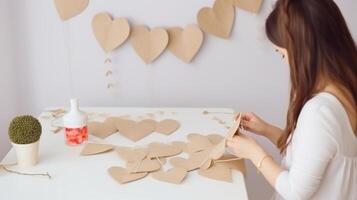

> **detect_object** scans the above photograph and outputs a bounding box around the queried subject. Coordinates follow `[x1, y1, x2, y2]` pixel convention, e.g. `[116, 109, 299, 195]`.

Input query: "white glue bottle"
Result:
[63, 98, 88, 145]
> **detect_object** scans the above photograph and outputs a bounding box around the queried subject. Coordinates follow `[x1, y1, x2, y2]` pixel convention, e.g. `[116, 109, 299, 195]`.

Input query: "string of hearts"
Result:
[54, 0, 264, 64]
[79, 114, 244, 184]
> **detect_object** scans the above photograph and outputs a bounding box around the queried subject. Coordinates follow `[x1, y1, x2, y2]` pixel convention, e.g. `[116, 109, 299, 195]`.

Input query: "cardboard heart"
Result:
[207, 134, 224, 145]
[130, 26, 169, 64]
[80, 143, 114, 156]
[227, 113, 242, 138]
[171, 141, 189, 153]
[126, 158, 161, 173]
[198, 164, 232, 182]
[116, 146, 148, 163]
[208, 139, 226, 160]
[187, 133, 213, 153]
[156, 119, 180, 135]
[116, 119, 157, 142]
[151, 167, 188, 184]
[54, 0, 89, 21]
[147, 142, 182, 158]
[108, 166, 148, 184]
[233, 0, 263, 13]
[92, 12, 130, 53]
[197, 0, 235, 39]
[167, 25, 204, 63]
[170, 149, 211, 171]
[88, 118, 118, 139]
[215, 155, 246, 175]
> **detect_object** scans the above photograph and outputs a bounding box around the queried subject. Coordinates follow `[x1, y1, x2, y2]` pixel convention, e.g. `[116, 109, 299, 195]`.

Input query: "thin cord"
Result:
[0, 163, 51, 179]
[62, 22, 74, 98]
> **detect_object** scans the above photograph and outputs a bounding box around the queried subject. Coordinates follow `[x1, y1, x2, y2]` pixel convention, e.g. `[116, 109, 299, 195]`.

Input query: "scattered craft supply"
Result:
[156, 119, 181, 135]
[126, 158, 161, 173]
[116, 119, 157, 142]
[92, 12, 130, 53]
[54, 0, 89, 21]
[197, 0, 235, 39]
[0, 163, 51, 179]
[232, 0, 263, 13]
[171, 141, 189, 153]
[186, 133, 213, 153]
[167, 25, 204, 63]
[130, 26, 169, 64]
[147, 142, 182, 158]
[108, 166, 148, 184]
[227, 113, 242, 138]
[151, 167, 188, 184]
[198, 164, 232, 182]
[207, 134, 224, 145]
[116, 146, 148, 163]
[88, 118, 118, 139]
[80, 143, 114, 156]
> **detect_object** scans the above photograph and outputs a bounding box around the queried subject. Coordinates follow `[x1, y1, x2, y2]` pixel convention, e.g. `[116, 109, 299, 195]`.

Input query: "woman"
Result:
[227, 0, 356, 199]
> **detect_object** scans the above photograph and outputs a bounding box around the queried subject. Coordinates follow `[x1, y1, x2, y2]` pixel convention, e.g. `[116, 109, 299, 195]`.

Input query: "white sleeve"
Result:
[275, 104, 338, 200]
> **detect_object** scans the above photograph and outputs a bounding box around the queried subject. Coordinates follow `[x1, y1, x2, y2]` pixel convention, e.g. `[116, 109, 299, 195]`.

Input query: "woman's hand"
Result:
[235, 112, 269, 136]
[226, 134, 266, 164]
[235, 112, 284, 145]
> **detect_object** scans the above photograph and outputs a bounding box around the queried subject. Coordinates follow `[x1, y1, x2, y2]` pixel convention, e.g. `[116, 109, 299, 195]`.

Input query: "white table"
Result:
[1, 107, 248, 200]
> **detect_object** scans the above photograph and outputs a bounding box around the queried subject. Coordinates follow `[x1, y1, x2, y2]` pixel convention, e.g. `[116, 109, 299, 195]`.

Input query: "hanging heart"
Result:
[197, 0, 235, 39]
[92, 12, 130, 53]
[54, 0, 89, 21]
[130, 26, 169, 64]
[167, 25, 204, 63]
[232, 0, 263, 13]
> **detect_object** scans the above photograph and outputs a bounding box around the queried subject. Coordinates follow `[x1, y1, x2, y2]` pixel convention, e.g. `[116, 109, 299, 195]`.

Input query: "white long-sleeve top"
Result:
[274, 92, 357, 200]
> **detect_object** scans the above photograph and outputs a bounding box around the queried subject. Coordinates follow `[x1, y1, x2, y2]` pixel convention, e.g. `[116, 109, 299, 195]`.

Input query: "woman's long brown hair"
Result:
[265, 0, 357, 154]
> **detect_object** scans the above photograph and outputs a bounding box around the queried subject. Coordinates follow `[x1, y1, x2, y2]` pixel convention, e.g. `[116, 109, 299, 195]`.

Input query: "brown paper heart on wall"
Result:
[115, 119, 157, 142]
[130, 26, 169, 64]
[108, 166, 148, 184]
[167, 25, 204, 63]
[197, 0, 235, 39]
[233, 0, 263, 13]
[151, 167, 188, 184]
[92, 12, 130, 53]
[80, 143, 114, 156]
[156, 119, 180, 135]
[54, 0, 89, 21]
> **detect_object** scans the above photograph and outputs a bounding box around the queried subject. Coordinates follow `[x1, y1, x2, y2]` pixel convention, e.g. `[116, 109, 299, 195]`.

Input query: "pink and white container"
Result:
[63, 99, 88, 145]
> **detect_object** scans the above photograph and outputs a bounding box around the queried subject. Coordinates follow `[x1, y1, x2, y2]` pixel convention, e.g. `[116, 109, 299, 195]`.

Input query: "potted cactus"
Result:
[8, 115, 42, 168]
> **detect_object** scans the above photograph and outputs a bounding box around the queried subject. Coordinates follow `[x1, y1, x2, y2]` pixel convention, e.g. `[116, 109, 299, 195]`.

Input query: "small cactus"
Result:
[8, 115, 42, 144]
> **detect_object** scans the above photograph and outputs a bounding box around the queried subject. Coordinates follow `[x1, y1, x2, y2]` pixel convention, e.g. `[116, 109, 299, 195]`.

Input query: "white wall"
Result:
[1, 0, 356, 199]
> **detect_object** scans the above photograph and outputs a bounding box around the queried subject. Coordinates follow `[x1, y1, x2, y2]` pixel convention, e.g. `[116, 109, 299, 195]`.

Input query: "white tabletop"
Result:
[1, 107, 248, 200]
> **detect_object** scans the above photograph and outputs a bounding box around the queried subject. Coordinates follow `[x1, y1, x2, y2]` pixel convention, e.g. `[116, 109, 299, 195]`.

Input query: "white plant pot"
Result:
[12, 140, 39, 168]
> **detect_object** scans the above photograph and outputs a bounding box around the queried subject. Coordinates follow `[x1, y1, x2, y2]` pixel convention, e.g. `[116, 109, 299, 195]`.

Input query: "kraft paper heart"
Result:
[116, 119, 157, 142]
[198, 164, 232, 182]
[156, 119, 180, 135]
[108, 167, 148, 184]
[116, 146, 148, 163]
[215, 155, 246, 175]
[207, 134, 224, 145]
[171, 141, 189, 153]
[80, 143, 114, 156]
[227, 113, 242, 138]
[92, 12, 130, 53]
[167, 25, 204, 63]
[151, 167, 188, 184]
[126, 158, 161, 173]
[170, 149, 211, 171]
[88, 118, 118, 139]
[130, 26, 169, 64]
[187, 133, 213, 153]
[197, 0, 235, 39]
[233, 0, 263, 13]
[54, 0, 89, 21]
[208, 139, 226, 160]
[147, 142, 182, 158]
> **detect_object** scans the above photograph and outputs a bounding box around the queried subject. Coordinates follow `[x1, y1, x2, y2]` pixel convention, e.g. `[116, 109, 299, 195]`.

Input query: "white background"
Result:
[0, 0, 356, 199]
